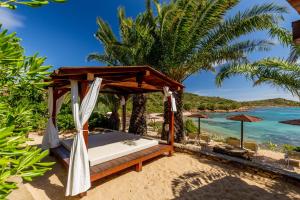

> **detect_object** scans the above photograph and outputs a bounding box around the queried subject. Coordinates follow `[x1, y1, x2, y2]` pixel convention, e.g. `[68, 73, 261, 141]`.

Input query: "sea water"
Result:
[198, 107, 300, 146]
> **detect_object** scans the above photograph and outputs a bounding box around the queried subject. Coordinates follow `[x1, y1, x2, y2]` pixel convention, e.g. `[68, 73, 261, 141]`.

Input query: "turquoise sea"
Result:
[198, 107, 300, 146]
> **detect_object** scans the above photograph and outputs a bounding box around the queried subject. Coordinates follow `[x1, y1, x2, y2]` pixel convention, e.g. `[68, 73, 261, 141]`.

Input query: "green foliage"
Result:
[89, 0, 288, 85]
[88, 112, 110, 130]
[266, 141, 277, 151]
[0, 25, 53, 198]
[142, 92, 299, 113]
[216, 57, 300, 98]
[282, 144, 300, 152]
[0, 0, 66, 9]
[183, 103, 192, 111]
[148, 121, 162, 132]
[294, 147, 300, 152]
[283, 144, 295, 153]
[184, 119, 197, 134]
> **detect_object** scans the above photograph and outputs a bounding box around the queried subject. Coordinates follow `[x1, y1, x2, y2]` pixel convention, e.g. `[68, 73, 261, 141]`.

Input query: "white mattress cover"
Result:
[61, 131, 158, 166]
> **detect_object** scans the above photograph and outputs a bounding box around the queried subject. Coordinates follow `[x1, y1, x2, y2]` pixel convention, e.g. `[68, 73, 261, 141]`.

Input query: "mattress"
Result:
[61, 131, 159, 166]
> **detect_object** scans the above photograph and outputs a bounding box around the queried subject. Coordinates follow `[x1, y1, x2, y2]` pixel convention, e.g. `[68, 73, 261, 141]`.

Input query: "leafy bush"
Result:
[183, 103, 192, 111]
[148, 121, 162, 132]
[266, 141, 277, 151]
[89, 112, 111, 130]
[184, 119, 197, 134]
[282, 144, 295, 152]
[198, 104, 207, 110]
[0, 25, 54, 198]
[294, 147, 300, 152]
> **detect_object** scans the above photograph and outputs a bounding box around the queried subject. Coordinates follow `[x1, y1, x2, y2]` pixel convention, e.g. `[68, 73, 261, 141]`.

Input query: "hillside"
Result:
[140, 93, 300, 113]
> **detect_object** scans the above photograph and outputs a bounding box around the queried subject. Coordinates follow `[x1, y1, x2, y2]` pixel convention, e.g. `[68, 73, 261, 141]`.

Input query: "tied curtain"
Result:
[163, 86, 177, 112]
[66, 77, 102, 196]
[42, 87, 65, 149]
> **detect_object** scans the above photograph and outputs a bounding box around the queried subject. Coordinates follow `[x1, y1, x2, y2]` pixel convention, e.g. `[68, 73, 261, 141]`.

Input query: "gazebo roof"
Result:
[48, 66, 184, 94]
[288, 0, 300, 14]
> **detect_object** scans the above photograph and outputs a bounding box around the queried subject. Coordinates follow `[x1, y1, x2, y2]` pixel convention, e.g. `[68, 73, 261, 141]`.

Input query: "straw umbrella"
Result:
[227, 114, 262, 149]
[187, 113, 208, 138]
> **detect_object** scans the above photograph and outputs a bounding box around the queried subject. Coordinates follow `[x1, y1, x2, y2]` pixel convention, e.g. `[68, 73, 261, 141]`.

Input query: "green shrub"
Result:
[183, 103, 192, 111]
[266, 141, 277, 151]
[282, 144, 295, 152]
[148, 121, 162, 132]
[294, 146, 300, 152]
[89, 112, 111, 130]
[184, 119, 197, 134]
[207, 103, 216, 111]
[197, 104, 207, 110]
[57, 114, 74, 130]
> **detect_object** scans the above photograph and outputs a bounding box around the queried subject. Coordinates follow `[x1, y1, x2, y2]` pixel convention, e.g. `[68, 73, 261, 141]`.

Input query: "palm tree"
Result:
[216, 32, 300, 99]
[89, 0, 288, 142]
[149, 0, 288, 142]
[97, 94, 121, 130]
[88, 2, 156, 135]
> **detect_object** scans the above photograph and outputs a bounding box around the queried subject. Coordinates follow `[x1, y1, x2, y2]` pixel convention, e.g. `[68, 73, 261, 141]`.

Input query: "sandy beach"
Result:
[7, 132, 300, 200]
[13, 152, 299, 200]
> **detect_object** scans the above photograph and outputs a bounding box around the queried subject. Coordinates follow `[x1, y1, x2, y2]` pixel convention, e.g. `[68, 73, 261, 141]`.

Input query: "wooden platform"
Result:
[50, 144, 173, 182]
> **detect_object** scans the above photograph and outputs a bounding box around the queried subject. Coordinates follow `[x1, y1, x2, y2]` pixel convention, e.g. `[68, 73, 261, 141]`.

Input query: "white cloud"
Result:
[0, 9, 24, 30]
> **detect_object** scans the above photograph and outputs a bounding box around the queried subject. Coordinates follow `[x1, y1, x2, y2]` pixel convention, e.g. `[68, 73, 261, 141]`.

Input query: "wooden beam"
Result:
[104, 81, 160, 91]
[80, 81, 89, 148]
[288, 0, 300, 14]
[87, 73, 94, 81]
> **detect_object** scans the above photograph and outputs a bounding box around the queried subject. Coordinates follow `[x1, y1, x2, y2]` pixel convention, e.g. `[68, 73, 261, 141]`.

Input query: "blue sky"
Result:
[0, 0, 299, 101]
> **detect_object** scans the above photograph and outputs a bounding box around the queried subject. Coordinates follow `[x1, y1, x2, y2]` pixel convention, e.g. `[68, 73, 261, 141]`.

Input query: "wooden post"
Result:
[122, 101, 126, 132]
[135, 162, 142, 172]
[198, 117, 201, 138]
[241, 121, 244, 149]
[80, 81, 90, 148]
[52, 89, 58, 127]
[168, 96, 174, 155]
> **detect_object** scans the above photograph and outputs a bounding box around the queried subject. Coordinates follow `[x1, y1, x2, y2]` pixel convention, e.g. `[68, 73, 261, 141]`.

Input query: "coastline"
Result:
[197, 105, 300, 113]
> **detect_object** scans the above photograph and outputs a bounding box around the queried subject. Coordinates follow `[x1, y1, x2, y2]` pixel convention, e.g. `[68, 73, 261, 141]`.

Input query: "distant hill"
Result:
[137, 92, 300, 113]
[242, 98, 300, 107]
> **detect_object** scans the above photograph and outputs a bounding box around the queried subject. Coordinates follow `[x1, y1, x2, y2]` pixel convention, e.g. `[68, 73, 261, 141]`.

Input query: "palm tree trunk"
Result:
[161, 90, 184, 143]
[129, 94, 147, 135]
[108, 110, 120, 130]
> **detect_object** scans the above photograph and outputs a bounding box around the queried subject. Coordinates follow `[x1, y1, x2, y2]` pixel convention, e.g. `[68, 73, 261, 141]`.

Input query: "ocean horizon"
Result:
[197, 107, 300, 146]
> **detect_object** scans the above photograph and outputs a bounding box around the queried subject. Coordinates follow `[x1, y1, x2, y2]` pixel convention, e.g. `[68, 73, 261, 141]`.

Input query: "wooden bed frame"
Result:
[47, 66, 184, 196]
[51, 143, 173, 182]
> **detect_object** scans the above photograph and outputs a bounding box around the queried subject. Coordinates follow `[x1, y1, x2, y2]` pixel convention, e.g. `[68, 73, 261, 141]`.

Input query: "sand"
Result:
[13, 152, 299, 200]
[9, 131, 299, 200]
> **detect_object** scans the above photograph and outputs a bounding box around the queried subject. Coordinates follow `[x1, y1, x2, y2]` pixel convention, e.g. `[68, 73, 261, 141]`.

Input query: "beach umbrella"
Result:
[187, 113, 208, 138]
[279, 119, 300, 126]
[227, 114, 262, 149]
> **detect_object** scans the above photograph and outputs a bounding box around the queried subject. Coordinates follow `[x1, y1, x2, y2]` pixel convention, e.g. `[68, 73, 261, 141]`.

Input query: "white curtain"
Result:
[66, 77, 102, 196]
[42, 87, 65, 149]
[163, 86, 177, 112]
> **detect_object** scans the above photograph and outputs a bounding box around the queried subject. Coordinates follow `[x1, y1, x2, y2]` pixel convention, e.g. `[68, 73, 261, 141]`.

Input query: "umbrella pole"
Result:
[241, 121, 244, 149]
[198, 117, 200, 138]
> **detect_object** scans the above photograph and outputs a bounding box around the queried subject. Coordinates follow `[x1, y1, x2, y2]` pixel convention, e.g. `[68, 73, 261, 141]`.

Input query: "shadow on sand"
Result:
[171, 154, 300, 200]
[28, 154, 165, 200]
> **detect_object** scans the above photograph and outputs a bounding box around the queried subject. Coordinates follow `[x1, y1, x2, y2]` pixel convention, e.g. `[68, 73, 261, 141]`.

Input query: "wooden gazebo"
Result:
[46, 66, 184, 195]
